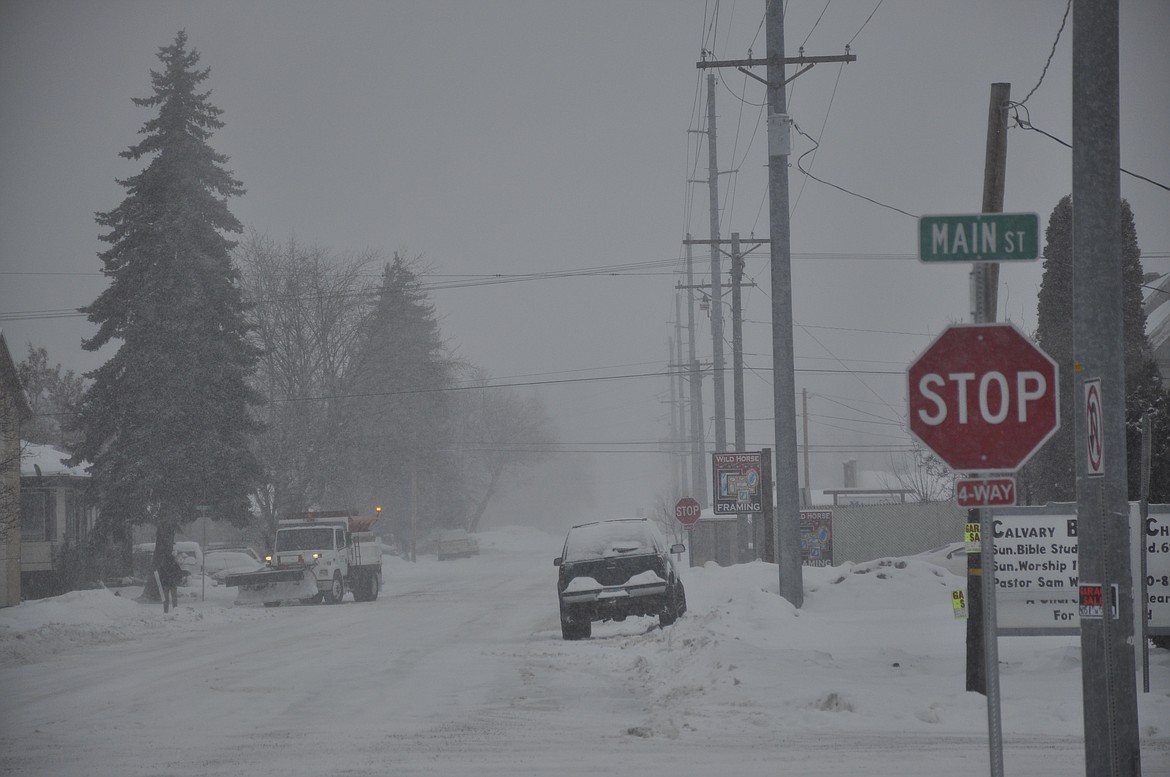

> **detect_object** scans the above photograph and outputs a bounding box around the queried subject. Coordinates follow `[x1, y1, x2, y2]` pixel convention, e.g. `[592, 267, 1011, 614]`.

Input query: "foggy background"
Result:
[2, 1, 1167, 532]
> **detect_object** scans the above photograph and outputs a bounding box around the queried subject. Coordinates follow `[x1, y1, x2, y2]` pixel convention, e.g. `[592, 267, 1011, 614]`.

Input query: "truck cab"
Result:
[271, 521, 350, 603]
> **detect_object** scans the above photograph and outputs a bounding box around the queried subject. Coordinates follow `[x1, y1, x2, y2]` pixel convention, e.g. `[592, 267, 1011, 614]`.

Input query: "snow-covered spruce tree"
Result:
[69, 31, 261, 594]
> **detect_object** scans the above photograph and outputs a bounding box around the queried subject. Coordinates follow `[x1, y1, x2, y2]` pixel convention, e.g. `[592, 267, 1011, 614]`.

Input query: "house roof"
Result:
[20, 442, 89, 479]
[1145, 273, 1170, 346]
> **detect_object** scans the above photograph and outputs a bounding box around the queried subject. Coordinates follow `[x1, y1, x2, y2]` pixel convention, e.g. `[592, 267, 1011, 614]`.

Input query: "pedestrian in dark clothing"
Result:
[157, 552, 183, 613]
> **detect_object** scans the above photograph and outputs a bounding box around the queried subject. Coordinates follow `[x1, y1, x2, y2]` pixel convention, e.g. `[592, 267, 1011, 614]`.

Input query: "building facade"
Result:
[1, 331, 30, 607]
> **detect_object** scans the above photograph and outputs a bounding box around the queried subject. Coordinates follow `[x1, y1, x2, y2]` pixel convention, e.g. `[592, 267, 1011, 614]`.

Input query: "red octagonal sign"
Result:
[674, 496, 702, 527]
[908, 323, 1059, 473]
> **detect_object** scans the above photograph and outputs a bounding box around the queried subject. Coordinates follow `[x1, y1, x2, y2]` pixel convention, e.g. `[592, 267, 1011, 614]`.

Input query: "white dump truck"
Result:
[225, 510, 382, 606]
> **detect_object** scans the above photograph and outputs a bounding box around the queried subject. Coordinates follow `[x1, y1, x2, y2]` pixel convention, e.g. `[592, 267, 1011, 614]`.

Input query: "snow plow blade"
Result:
[224, 568, 307, 587]
[225, 567, 319, 606]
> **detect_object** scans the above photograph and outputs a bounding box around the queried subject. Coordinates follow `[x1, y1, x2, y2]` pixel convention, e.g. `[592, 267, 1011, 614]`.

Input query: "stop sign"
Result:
[674, 496, 701, 527]
[907, 323, 1059, 472]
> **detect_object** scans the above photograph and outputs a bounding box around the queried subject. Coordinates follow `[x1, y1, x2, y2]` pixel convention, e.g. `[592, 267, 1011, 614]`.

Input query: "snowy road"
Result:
[2, 527, 1168, 776]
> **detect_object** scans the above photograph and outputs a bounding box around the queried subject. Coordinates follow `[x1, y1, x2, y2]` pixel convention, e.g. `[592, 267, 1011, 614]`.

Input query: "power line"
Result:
[846, 0, 885, 47]
[791, 61, 847, 216]
[1011, 105, 1170, 193]
[792, 121, 918, 218]
[799, 0, 833, 51]
[1014, 0, 1071, 109]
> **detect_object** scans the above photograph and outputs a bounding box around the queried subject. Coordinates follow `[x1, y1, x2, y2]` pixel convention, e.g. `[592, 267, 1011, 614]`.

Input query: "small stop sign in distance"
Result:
[674, 497, 701, 527]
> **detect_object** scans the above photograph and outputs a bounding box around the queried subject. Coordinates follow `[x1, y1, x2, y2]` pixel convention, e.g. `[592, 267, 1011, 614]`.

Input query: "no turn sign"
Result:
[1084, 378, 1104, 477]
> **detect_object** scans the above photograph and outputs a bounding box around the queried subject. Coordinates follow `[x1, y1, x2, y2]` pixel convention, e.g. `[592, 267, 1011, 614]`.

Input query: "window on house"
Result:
[65, 490, 86, 543]
[21, 489, 53, 541]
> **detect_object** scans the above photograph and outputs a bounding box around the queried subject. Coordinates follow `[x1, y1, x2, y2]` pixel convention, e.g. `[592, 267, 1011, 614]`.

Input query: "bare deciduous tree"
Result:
[236, 231, 380, 541]
[16, 344, 85, 449]
[882, 443, 953, 503]
[0, 435, 24, 550]
[453, 367, 557, 533]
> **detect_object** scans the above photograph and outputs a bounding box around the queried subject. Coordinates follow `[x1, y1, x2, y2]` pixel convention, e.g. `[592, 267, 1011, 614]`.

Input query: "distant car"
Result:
[436, 529, 479, 560]
[172, 542, 203, 581]
[207, 543, 262, 560]
[553, 518, 687, 640]
[202, 548, 265, 584]
[132, 541, 203, 585]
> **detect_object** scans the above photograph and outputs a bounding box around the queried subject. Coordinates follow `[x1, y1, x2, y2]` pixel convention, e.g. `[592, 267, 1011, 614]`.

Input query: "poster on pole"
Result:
[800, 510, 833, 566]
[712, 452, 763, 515]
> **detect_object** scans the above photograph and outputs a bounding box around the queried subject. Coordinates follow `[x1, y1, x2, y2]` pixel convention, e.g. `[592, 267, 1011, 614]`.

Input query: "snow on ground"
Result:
[2, 525, 1169, 776]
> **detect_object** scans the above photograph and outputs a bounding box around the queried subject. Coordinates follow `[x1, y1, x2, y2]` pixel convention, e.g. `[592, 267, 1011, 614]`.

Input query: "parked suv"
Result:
[554, 518, 687, 640]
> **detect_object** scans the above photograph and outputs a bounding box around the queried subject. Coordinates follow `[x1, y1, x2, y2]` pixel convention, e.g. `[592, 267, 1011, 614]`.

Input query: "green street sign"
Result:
[918, 213, 1039, 263]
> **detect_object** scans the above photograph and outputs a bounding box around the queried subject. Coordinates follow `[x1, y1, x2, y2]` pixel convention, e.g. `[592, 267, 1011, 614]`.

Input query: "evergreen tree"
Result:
[69, 32, 261, 580]
[342, 256, 460, 534]
[1024, 195, 1162, 503]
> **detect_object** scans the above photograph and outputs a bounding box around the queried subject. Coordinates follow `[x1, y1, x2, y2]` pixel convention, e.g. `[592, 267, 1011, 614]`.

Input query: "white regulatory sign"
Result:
[1084, 378, 1104, 477]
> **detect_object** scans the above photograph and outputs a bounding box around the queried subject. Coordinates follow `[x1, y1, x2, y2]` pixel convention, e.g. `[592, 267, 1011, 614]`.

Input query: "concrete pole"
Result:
[1072, 2, 1140, 774]
[765, 0, 803, 608]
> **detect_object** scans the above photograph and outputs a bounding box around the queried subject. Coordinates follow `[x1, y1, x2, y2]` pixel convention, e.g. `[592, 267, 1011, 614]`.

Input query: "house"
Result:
[19, 442, 96, 599]
[1, 330, 30, 607]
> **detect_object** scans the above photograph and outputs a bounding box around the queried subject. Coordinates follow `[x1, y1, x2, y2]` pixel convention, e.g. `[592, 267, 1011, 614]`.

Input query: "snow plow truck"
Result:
[225, 510, 382, 606]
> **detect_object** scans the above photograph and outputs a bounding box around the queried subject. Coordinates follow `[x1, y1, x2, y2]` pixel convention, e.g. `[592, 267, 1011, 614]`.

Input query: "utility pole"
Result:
[764, 2, 803, 607]
[674, 293, 690, 498]
[966, 83, 1011, 702]
[706, 73, 728, 455]
[668, 336, 681, 499]
[731, 233, 746, 454]
[731, 232, 749, 560]
[1072, 2, 1140, 774]
[801, 388, 810, 504]
[697, 3, 853, 600]
[966, 80, 1011, 777]
[685, 235, 707, 507]
[683, 234, 762, 521]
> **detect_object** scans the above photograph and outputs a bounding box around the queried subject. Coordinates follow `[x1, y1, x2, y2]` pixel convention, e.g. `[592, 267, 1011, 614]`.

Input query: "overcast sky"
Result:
[2, 1, 1167, 521]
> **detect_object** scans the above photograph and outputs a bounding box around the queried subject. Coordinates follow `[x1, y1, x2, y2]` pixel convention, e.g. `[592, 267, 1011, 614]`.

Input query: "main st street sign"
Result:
[918, 213, 1039, 263]
[907, 323, 1059, 473]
